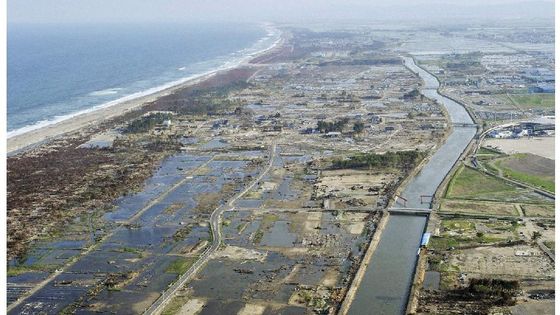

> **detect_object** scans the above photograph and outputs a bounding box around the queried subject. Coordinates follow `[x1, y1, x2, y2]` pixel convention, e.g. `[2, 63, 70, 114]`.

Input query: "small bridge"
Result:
[452, 123, 478, 128]
[387, 207, 432, 215]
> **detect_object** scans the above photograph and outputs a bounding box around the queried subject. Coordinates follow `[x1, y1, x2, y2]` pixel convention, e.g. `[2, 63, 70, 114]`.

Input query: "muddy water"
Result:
[188, 210, 371, 313]
[348, 57, 477, 314]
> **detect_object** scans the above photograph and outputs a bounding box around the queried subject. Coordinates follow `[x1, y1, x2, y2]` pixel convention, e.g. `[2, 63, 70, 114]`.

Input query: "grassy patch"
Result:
[253, 230, 264, 245]
[544, 241, 555, 254]
[483, 153, 555, 192]
[483, 220, 520, 233]
[438, 217, 517, 247]
[236, 222, 249, 233]
[161, 294, 192, 315]
[446, 166, 517, 200]
[252, 214, 279, 245]
[7, 264, 57, 277]
[165, 257, 198, 274]
[244, 191, 262, 199]
[498, 162, 555, 192]
[478, 147, 503, 156]
[477, 147, 504, 161]
[172, 225, 192, 242]
[430, 234, 507, 251]
[478, 234, 506, 243]
[508, 93, 555, 109]
[163, 203, 183, 215]
[112, 246, 145, 258]
[429, 235, 477, 251]
[442, 220, 476, 232]
[521, 204, 555, 217]
[481, 161, 501, 174]
[262, 214, 279, 225]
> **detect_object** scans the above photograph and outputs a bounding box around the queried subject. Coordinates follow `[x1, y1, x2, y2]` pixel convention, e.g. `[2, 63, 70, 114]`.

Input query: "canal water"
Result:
[347, 57, 477, 314]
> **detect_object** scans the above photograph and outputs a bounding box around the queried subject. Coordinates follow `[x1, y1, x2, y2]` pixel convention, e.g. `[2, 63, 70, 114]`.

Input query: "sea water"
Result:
[7, 22, 278, 136]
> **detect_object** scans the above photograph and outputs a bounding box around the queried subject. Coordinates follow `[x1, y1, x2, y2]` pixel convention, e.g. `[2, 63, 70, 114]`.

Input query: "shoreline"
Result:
[7, 25, 284, 154]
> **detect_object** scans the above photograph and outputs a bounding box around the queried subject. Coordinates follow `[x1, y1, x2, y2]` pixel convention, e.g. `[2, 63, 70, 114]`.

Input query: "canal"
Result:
[347, 57, 477, 314]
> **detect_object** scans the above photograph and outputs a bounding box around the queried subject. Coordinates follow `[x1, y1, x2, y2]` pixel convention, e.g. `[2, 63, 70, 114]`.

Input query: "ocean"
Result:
[7, 22, 278, 136]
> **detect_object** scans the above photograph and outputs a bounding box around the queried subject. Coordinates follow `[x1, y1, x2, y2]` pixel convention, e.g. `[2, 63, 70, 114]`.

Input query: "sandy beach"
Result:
[7, 28, 284, 154]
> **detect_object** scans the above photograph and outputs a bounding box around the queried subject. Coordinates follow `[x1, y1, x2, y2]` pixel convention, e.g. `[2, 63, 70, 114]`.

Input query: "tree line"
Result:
[316, 118, 350, 133]
[331, 150, 426, 170]
[124, 112, 172, 134]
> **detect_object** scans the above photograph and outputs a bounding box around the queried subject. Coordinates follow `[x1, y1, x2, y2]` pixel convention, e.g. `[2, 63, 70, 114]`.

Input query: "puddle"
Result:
[261, 221, 297, 247]
[201, 138, 229, 150]
[423, 271, 441, 290]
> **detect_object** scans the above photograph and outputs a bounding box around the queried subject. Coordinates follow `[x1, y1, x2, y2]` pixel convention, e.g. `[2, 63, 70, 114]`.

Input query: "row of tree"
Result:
[316, 118, 366, 134]
[331, 150, 426, 170]
[316, 118, 349, 133]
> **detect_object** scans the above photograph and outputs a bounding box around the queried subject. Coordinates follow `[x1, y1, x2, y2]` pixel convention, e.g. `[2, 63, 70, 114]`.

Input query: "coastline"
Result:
[7, 25, 284, 154]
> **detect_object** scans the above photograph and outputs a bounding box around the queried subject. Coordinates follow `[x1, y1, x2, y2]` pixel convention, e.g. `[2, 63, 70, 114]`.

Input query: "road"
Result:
[144, 143, 277, 315]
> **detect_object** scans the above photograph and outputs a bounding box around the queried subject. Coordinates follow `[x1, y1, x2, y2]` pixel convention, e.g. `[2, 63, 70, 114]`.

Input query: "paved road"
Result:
[144, 143, 277, 315]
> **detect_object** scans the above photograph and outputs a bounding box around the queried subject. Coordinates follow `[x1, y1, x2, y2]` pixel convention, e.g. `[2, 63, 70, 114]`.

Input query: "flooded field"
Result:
[162, 209, 381, 314]
[235, 146, 316, 210]
[8, 149, 265, 314]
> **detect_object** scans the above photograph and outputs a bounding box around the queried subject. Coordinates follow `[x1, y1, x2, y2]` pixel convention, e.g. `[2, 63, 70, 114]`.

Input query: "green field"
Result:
[477, 147, 504, 160]
[445, 165, 553, 203]
[501, 165, 554, 192]
[507, 93, 555, 109]
[446, 166, 517, 200]
[165, 256, 198, 274]
[486, 154, 555, 192]
[495, 162, 554, 192]
[431, 218, 518, 252]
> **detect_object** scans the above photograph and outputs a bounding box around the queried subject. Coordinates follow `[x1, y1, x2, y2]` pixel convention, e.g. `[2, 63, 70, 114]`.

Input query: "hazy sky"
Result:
[8, 0, 555, 24]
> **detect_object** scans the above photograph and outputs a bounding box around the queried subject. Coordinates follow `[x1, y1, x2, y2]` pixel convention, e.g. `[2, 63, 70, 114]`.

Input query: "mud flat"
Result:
[483, 137, 555, 160]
